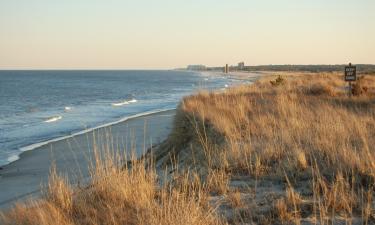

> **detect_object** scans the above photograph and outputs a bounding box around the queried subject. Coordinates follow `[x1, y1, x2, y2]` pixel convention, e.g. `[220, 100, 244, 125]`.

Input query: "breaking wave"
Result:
[44, 116, 62, 123]
[112, 99, 137, 107]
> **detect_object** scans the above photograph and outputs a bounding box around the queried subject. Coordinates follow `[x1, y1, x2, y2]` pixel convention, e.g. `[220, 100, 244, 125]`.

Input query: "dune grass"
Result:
[176, 72, 375, 224]
[182, 73, 375, 176]
[1, 72, 375, 225]
[0, 148, 223, 225]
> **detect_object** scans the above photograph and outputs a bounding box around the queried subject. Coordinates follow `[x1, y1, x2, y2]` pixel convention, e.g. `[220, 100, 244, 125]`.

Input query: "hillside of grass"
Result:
[1, 73, 375, 225]
[155, 72, 375, 224]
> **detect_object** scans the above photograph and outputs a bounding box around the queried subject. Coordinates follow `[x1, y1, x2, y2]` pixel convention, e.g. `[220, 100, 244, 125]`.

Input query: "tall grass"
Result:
[0, 147, 223, 225]
[175, 73, 375, 223]
[2, 73, 375, 224]
[181, 74, 375, 176]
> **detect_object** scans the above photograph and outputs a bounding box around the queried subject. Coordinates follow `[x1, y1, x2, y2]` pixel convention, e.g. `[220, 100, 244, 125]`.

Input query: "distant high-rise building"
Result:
[238, 62, 245, 70]
[224, 64, 229, 73]
[187, 65, 206, 71]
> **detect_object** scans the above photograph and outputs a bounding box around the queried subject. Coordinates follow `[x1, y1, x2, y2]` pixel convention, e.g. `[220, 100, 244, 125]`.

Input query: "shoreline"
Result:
[0, 70, 256, 168]
[1, 108, 175, 168]
[0, 71, 262, 209]
[0, 109, 176, 209]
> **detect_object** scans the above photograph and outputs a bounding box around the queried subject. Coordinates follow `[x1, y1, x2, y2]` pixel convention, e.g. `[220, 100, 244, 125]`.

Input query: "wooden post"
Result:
[349, 63, 352, 98]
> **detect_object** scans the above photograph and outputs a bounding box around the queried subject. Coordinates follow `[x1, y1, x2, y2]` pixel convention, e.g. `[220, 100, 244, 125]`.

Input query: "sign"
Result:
[345, 64, 356, 81]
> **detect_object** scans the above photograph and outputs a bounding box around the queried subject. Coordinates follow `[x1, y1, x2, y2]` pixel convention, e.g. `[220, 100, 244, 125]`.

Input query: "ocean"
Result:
[0, 70, 237, 166]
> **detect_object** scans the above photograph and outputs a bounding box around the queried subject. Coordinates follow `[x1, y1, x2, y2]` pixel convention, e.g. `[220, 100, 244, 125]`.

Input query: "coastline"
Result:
[0, 109, 176, 209]
[0, 71, 261, 210]
[0, 69, 211, 168]
[3, 108, 175, 167]
[0, 70, 253, 168]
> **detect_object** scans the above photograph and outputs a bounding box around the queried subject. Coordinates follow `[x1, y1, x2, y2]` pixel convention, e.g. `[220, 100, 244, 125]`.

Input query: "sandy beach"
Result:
[0, 110, 175, 209]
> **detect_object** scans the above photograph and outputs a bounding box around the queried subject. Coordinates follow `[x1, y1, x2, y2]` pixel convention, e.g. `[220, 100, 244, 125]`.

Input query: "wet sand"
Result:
[0, 110, 175, 209]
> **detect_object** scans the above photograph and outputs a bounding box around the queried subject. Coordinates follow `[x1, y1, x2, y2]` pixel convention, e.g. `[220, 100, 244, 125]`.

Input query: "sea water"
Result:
[0, 70, 238, 166]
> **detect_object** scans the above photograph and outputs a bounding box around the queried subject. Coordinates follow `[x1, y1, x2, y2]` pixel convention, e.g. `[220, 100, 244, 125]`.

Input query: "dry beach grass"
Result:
[0, 149, 223, 225]
[159, 72, 375, 224]
[1, 72, 375, 225]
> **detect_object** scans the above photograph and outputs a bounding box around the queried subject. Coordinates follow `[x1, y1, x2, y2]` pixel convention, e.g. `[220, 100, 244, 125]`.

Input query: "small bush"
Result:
[270, 75, 286, 86]
[352, 76, 368, 96]
[307, 83, 335, 96]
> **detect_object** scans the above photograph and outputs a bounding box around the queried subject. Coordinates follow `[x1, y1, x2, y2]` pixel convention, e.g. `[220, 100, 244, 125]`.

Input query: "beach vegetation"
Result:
[2, 72, 375, 225]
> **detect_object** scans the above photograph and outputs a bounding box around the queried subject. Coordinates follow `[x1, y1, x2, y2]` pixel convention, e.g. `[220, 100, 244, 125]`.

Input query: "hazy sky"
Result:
[0, 0, 374, 69]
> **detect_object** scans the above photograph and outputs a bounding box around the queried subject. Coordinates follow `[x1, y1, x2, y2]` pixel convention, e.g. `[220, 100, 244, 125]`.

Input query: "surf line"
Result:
[111, 99, 137, 107]
[44, 116, 62, 123]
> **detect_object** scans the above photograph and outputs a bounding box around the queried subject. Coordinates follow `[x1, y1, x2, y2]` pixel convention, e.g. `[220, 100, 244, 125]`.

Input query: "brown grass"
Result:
[2, 72, 375, 224]
[176, 73, 375, 223]
[181, 73, 375, 176]
[227, 189, 243, 208]
[0, 150, 224, 225]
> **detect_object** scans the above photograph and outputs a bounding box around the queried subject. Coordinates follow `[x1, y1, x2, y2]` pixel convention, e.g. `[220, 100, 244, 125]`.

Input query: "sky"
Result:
[0, 0, 374, 69]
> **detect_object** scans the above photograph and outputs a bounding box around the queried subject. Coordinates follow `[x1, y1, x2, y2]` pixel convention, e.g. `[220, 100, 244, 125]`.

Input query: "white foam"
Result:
[7, 154, 20, 163]
[44, 116, 62, 123]
[64, 106, 72, 111]
[112, 99, 137, 106]
[112, 101, 129, 106]
[224, 84, 229, 88]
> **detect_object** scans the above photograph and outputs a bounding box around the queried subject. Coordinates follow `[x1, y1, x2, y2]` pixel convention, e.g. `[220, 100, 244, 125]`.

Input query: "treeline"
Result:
[243, 64, 375, 73]
[204, 64, 375, 74]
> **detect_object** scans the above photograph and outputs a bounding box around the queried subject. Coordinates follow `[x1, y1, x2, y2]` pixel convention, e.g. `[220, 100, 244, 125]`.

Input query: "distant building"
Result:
[187, 65, 206, 71]
[238, 62, 245, 70]
[224, 64, 229, 73]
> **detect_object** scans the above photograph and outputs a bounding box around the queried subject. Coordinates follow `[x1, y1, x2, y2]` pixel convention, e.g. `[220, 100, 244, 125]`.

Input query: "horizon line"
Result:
[1, 63, 375, 71]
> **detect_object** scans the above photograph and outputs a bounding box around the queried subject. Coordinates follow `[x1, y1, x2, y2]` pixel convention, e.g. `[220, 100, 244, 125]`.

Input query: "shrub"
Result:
[352, 76, 368, 96]
[270, 75, 286, 86]
[307, 83, 335, 96]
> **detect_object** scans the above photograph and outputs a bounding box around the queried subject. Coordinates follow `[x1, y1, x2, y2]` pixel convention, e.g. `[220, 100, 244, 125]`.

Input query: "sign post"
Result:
[344, 63, 356, 97]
